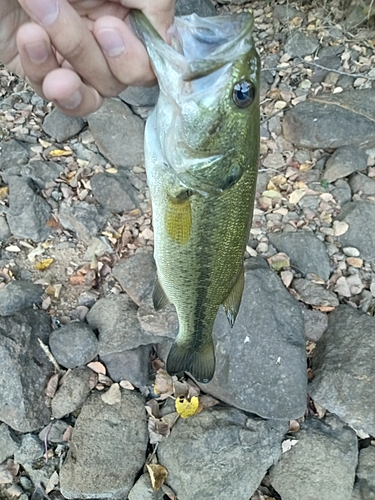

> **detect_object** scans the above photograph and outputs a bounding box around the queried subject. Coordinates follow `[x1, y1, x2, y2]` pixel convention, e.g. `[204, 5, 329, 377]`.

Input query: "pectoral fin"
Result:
[222, 266, 245, 328]
[152, 277, 170, 311]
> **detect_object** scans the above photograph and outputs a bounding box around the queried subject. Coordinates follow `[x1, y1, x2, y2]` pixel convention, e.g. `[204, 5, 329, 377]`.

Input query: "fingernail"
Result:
[28, 0, 59, 27]
[56, 89, 82, 110]
[25, 41, 48, 64]
[96, 28, 125, 57]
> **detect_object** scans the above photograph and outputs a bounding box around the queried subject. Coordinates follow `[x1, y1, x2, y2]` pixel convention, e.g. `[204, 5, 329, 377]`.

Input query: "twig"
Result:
[38, 338, 61, 372]
[299, 56, 375, 80]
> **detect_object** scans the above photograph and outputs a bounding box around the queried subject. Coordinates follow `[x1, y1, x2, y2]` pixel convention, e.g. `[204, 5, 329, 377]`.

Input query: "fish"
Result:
[130, 9, 260, 383]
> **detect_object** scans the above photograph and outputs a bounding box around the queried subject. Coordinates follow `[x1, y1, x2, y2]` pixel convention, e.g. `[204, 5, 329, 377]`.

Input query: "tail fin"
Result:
[166, 338, 215, 383]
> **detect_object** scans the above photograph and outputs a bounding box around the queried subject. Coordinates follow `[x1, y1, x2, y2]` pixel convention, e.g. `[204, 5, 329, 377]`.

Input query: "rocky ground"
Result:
[0, 0, 375, 499]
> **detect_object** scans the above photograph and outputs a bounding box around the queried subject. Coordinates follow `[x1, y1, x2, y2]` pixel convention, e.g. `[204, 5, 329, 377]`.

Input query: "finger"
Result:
[93, 16, 156, 87]
[120, 0, 176, 38]
[18, 0, 124, 97]
[42, 67, 104, 116]
[16, 22, 59, 98]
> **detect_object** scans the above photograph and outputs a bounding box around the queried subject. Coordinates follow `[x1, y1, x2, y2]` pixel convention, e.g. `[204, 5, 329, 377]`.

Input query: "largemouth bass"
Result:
[131, 10, 260, 383]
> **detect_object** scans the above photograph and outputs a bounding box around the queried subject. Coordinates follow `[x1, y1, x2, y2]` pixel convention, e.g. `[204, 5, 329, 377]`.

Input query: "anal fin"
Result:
[152, 277, 170, 311]
[222, 266, 245, 328]
[166, 338, 215, 384]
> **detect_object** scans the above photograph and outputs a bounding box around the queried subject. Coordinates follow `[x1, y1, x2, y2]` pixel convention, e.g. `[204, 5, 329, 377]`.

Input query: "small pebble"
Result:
[343, 247, 360, 257]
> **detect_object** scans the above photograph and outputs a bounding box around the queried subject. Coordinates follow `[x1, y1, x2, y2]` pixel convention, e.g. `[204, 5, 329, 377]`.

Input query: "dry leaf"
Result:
[267, 252, 290, 272]
[49, 149, 72, 157]
[145, 399, 161, 419]
[280, 270, 293, 288]
[101, 383, 121, 405]
[172, 379, 190, 399]
[199, 394, 220, 408]
[148, 418, 170, 444]
[45, 471, 59, 494]
[46, 216, 62, 229]
[0, 186, 8, 200]
[154, 369, 173, 395]
[5, 483, 23, 497]
[282, 439, 298, 453]
[45, 373, 60, 398]
[333, 220, 349, 236]
[175, 396, 200, 418]
[161, 483, 177, 500]
[34, 258, 54, 271]
[0, 459, 19, 485]
[161, 411, 180, 429]
[69, 274, 86, 286]
[288, 420, 300, 432]
[315, 305, 335, 312]
[313, 400, 326, 419]
[289, 189, 306, 204]
[119, 380, 134, 390]
[87, 361, 106, 375]
[98, 373, 113, 386]
[146, 464, 168, 491]
[63, 425, 73, 442]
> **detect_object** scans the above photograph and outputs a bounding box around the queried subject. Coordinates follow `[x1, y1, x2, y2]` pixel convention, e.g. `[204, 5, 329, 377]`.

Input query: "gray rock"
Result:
[310, 305, 375, 436]
[90, 171, 138, 213]
[332, 179, 352, 206]
[274, 4, 304, 22]
[87, 98, 144, 168]
[310, 47, 344, 84]
[298, 194, 320, 211]
[100, 345, 151, 387]
[349, 172, 375, 196]
[119, 85, 159, 107]
[0, 310, 53, 432]
[283, 90, 375, 149]
[137, 293, 178, 341]
[0, 424, 18, 463]
[355, 446, 375, 499]
[0, 139, 29, 170]
[14, 434, 44, 465]
[83, 236, 113, 260]
[1, 159, 63, 187]
[128, 474, 164, 500]
[39, 420, 69, 443]
[7, 176, 52, 242]
[285, 32, 320, 57]
[293, 278, 339, 307]
[49, 322, 98, 369]
[268, 231, 331, 281]
[201, 258, 307, 420]
[175, 0, 216, 16]
[60, 390, 148, 499]
[42, 108, 86, 142]
[270, 415, 358, 500]
[337, 201, 375, 261]
[0, 216, 10, 241]
[158, 406, 287, 500]
[58, 200, 107, 243]
[323, 146, 368, 183]
[0, 280, 44, 316]
[301, 307, 328, 342]
[22, 458, 60, 493]
[52, 366, 95, 419]
[112, 248, 156, 305]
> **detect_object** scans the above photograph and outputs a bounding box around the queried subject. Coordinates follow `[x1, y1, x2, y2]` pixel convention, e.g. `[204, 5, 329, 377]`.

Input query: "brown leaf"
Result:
[62, 425, 73, 442]
[154, 369, 173, 395]
[45, 373, 60, 398]
[161, 412, 180, 429]
[172, 379, 190, 399]
[146, 464, 168, 491]
[145, 399, 161, 419]
[68, 274, 86, 286]
[101, 383, 121, 405]
[199, 394, 220, 409]
[148, 418, 170, 444]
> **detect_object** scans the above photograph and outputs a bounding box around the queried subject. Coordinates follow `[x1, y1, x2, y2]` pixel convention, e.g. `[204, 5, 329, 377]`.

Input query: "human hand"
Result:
[0, 0, 175, 116]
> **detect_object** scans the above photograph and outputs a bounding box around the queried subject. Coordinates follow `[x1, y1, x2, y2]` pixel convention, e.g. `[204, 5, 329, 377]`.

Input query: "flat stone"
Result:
[293, 278, 339, 307]
[1, 159, 63, 188]
[270, 415, 358, 500]
[354, 446, 375, 499]
[337, 201, 375, 261]
[175, 0, 216, 16]
[323, 146, 368, 183]
[137, 293, 178, 341]
[119, 85, 159, 107]
[49, 322, 98, 369]
[100, 345, 151, 387]
[0, 424, 18, 463]
[58, 200, 107, 243]
[112, 248, 156, 305]
[0, 310, 54, 432]
[158, 406, 287, 500]
[14, 434, 44, 465]
[52, 366, 95, 419]
[200, 258, 307, 420]
[0, 139, 29, 169]
[268, 231, 331, 281]
[285, 31, 320, 57]
[0, 280, 44, 316]
[60, 390, 148, 499]
[87, 98, 144, 168]
[128, 474, 164, 500]
[332, 179, 352, 206]
[6, 176, 52, 242]
[349, 172, 375, 196]
[42, 108, 86, 142]
[0, 216, 10, 241]
[301, 307, 328, 342]
[310, 305, 375, 436]
[283, 90, 375, 149]
[90, 171, 139, 213]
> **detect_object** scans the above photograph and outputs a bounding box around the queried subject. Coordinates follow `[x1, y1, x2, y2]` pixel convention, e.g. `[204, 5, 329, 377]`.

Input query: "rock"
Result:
[13, 434, 44, 465]
[52, 366, 95, 419]
[310, 46, 344, 83]
[354, 446, 375, 499]
[283, 90, 375, 149]
[0, 139, 29, 169]
[285, 32, 320, 57]
[49, 322, 98, 369]
[1, 159, 63, 187]
[119, 85, 159, 107]
[0, 310, 54, 432]
[310, 305, 375, 436]
[175, 0, 216, 16]
[332, 179, 352, 206]
[323, 146, 368, 183]
[22, 458, 60, 494]
[337, 201, 375, 261]
[201, 258, 307, 420]
[268, 231, 331, 281]
[270, 415, 358, 500]
[301, 307, 328, 342]
[60, 390, 148, 500]
[128, 474, 164, 500]
[6, 176, 52, 242]
[58, 200, 107, 243]
[42, 108, 86, 142]
[349, 172, 375, 196]
[83, 236, 113, 260]
[39, 420, 69, 443]
[137, 293, 178, 341]
[90, 171, 139, 213]
[0, 216, 10, 241]
[293, 278, 339, 307]
[0, 280, 44, 316]
[112, 248, 156, 305]
[158, 406, 287, 500]
[0, 424, 18, 463]
[274, 4, 304, 22]
[87, 98, 144, 168]
[100, 345, 151, 387]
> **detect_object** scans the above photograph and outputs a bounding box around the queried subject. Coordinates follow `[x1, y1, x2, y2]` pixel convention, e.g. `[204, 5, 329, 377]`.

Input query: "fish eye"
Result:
[233, 81, 254, 108]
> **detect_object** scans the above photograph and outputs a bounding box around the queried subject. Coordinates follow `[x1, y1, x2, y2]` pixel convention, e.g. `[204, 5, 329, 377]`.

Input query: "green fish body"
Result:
[131, 11, 260, 382]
